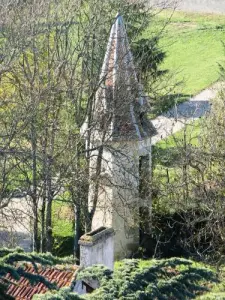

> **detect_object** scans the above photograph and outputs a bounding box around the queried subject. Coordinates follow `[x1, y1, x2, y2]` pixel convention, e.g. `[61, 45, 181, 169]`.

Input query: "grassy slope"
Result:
[151, 11, 225, 179]
[51, 200, 74, 256]
[148, 10, 225, 96]
[52, 200, 73, 237]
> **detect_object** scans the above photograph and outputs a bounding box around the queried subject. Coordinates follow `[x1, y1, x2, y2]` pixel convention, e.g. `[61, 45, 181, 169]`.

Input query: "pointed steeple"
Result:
[93, 13, 156, 141]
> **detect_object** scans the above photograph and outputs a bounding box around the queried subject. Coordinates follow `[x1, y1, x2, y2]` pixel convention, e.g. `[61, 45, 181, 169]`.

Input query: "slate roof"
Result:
[5, 263, 79, 300]
[91, 13, 156, 141]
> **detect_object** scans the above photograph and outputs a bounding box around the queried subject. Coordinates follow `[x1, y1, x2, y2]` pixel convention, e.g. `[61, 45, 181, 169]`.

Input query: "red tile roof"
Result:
[5, 263, 79, 300]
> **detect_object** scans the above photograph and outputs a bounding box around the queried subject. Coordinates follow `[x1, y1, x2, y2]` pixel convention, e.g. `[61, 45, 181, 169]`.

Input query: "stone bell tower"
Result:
[81, 13, 156, 259]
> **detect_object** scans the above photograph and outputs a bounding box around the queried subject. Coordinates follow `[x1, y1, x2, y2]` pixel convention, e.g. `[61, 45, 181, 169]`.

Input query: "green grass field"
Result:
[150, 10, 224, 161]
[146, 10, 225, 96]
[52, 200, 73, 237]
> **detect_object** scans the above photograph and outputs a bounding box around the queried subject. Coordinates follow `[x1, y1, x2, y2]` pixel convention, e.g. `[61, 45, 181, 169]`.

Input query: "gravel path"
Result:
[151, 82, 223, 145]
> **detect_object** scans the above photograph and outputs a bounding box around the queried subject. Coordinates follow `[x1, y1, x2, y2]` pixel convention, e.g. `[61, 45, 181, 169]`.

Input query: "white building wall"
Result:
[90, 138, 152, 259]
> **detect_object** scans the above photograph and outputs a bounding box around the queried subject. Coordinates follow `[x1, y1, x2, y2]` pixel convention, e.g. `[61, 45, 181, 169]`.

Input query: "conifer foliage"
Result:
[0, 247, 74, 300]
[34, 258, 218, 300]
[82, 259, 217, 300]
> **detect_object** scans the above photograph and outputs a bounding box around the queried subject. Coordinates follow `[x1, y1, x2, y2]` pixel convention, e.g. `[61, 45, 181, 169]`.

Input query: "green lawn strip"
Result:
[52, 200, 74, 237]
[158, 10, 225, 27]
[51, 199, 74, 256]
[160, 28, 225, 95]
[145, 10, 225, 100]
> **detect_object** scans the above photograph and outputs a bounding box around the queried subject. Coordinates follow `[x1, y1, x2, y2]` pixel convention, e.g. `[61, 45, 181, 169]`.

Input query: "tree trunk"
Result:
[40, 195, 46, 252]
[45, 158, 53, 252]
[74, 203, 81, 259]
[31, 115, 39, 251]
[45, 198, 53, 252]
[32, 199, 39, 252]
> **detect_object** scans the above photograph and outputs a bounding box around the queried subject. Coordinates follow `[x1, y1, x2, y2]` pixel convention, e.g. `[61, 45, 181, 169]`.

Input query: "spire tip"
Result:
[116, 11, 121, 18]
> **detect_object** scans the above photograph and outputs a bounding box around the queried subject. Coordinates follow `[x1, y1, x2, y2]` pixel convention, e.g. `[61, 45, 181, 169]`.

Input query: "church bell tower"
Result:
[81, 13, 156, 259]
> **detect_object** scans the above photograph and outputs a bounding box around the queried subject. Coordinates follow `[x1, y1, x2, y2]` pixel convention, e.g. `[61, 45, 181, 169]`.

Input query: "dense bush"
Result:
[35, 258, 219, 300]
[140, 209, 225, 262]
[52, 235, 74, 257]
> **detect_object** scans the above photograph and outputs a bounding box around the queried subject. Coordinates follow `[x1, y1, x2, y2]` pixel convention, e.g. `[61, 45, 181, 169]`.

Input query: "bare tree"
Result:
[150, 85, 225, 261]
[0, 0, 174, 256]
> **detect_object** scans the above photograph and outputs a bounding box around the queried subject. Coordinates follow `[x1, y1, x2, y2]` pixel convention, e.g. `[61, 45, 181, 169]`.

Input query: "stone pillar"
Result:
[79, 227, 115, 270]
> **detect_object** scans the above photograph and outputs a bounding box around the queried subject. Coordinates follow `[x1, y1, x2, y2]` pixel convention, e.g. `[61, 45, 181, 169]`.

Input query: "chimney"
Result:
[79, 227, 115, 270]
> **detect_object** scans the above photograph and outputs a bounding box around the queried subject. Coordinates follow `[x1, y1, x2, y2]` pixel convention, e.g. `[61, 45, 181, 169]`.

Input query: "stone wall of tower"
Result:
[90, 138, 151, 259]
[83, 13, 155, 260]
